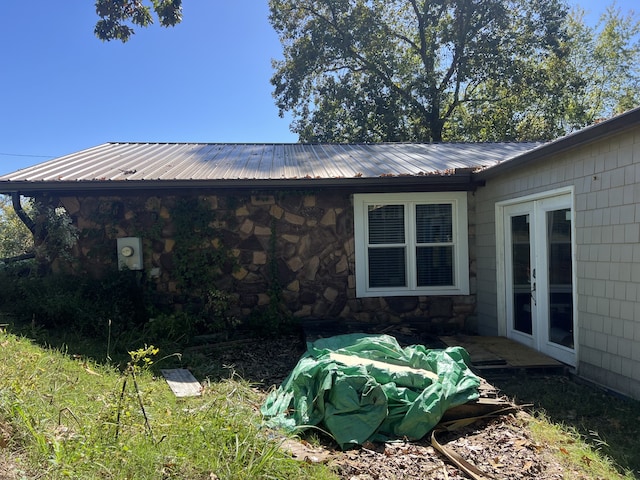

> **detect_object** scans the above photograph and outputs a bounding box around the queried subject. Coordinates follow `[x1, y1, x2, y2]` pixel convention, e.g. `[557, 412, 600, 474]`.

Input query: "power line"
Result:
[0, 152, 55, 159]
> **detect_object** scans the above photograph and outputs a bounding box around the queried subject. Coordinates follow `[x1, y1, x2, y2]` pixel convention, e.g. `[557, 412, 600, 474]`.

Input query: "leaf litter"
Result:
[210, 335, 573, 479]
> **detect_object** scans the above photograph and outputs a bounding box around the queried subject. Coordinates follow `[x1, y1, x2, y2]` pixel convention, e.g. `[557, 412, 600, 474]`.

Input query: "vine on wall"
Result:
[248, 217, 291, 336]
[169, 197, 238, 333]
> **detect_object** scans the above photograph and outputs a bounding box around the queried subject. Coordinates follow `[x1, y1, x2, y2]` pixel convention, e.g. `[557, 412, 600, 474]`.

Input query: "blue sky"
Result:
[0, 0, 636, 175]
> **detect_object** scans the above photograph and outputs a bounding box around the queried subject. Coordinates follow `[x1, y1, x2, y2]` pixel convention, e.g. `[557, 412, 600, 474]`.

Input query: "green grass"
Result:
[0, 332, 338, 480]
[2, 327, 639, 480]
[490, 372, 640, 479]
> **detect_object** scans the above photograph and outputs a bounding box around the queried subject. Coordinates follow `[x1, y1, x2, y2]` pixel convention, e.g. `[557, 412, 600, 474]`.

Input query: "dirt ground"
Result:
[0, 334, 578, 479]
[210, 335, 576, 480]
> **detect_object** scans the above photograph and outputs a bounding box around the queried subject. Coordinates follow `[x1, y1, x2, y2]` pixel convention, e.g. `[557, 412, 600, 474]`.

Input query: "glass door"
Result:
[503, 193, 576, 366]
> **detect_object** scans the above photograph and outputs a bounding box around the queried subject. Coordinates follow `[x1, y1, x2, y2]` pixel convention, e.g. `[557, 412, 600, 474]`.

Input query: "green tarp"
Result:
[261, 333, 481, 449]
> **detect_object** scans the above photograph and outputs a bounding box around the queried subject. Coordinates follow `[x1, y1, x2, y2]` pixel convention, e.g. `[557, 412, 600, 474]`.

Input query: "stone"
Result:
[303, 195, 316, 207]
[294, 305, 313, 318]
[305, 256, 320, 280]
[159, 207, 171, 219]
[239, 219, 254, 235]
[270, 204, 284, 219]
[320, 209, 336, 226]
[344, 238, 355, 257]
[336, 211, 351, 236]
[324, 287, 339, 302]
[287, 280, 300, 292]
[335, 255, 348, 274]
[283, 290, 298, 306]
[257, 293, 270, 306]
[233, 267, 249, 280]
[284, 212, 305, 225]
[282, 234, 300, 243]
[254, 225, 272, 236]
[362, 297, 382, 311]
[203, 195, 218, 209]
[253, 251, 267, 265]
[313, 301, 329, 316]
[236, 206, 250, 216]
[243, 272, 263, 283]
[297, 235, 311, 257]
[287, 256, 304, 272]
[279, 195, 302, 212]
[284, 243, 296, 258]
[76, 217, 97, 230]
[60, 196, 80, 214]
[328, 296, 347, 316]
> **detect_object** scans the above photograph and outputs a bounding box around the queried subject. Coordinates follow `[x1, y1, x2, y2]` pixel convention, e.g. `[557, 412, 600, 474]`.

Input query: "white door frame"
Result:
[496, 187, 577, 366]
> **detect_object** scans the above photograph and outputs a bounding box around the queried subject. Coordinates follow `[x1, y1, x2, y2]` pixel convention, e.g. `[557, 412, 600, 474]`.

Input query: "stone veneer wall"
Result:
[54, 190, 475, 332]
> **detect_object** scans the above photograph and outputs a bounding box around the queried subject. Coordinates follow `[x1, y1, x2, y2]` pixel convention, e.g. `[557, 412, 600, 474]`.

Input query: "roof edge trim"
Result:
[474, 107, 640, 180]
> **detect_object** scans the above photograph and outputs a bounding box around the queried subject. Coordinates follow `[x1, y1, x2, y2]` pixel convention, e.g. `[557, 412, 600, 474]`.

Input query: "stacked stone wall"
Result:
[55, 191, 475, 332]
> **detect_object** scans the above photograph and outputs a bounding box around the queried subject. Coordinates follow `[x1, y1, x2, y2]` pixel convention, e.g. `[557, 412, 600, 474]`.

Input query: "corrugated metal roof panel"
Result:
[0, 142, 542, 183]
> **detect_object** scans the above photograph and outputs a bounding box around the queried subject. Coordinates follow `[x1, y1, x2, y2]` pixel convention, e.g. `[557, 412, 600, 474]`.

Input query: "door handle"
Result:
[531, 269, 536, 305]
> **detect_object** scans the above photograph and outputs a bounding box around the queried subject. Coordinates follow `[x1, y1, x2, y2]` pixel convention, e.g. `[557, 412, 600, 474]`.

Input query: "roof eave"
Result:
[0, 172, 482, 196]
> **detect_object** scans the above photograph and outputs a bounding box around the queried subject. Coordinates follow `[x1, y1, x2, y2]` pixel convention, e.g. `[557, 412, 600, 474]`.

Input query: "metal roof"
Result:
[0, 142, 541, 193]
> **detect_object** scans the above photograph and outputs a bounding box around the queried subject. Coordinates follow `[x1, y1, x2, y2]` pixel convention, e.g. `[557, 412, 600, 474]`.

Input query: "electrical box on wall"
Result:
[117, 237, 143, 271]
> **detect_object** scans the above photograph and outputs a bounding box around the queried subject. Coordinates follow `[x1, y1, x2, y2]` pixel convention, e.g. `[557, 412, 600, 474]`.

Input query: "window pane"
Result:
[511, 214, 532, 335]
[416, 246, 453, 286]
[416, 204, 452, 243]
[368, 247, 406, 287]
[368, 204, 404, 244]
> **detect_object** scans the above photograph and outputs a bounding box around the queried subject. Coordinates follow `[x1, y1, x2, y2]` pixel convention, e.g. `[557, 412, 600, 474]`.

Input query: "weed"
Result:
[0, 332, 338, 479]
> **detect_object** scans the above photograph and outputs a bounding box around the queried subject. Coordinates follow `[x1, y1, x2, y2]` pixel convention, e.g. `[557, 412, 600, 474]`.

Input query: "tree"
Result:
[269, 0, 571, 142]
[446, 5, 640, 141]
[565, 6, 640, 122]
[94, 0, 182, 42]
[92, 0, 639, 142]
[0, 195, 34, 259]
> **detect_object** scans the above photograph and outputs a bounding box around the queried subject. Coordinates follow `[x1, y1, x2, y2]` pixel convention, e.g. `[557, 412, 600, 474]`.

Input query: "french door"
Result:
[502, 192, 576, 366]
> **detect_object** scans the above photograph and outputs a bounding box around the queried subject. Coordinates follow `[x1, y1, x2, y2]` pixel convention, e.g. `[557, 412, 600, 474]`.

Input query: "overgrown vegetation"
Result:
[0, 266, 148, 340]
[0, 332, 337, 479]
[0, 193, 295, 357]
[0, 195, 34, 259]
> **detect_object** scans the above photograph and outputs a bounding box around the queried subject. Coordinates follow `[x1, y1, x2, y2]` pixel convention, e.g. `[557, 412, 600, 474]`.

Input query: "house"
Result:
[1, 106, 639, 399]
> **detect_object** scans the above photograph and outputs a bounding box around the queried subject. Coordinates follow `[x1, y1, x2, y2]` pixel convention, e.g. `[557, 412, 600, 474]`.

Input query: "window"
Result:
[353, 192, 469, 297]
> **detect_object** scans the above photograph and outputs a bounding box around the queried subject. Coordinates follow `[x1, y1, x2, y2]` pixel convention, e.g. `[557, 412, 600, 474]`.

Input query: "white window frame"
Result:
[354, 192, 469, 297]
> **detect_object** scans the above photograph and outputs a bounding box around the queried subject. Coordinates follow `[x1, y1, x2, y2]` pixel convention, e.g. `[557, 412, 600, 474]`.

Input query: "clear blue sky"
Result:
[0, 0, 636, 175]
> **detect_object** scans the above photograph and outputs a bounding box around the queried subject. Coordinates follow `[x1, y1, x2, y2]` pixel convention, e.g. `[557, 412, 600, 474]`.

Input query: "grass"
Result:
[0, 331, 338, 480]
[490, 372, 640, 479]
[2, 326, 640, 479]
